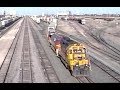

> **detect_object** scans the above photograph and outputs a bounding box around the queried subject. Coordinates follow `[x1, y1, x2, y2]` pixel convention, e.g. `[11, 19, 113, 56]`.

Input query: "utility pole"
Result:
[3, 10, 6, 17]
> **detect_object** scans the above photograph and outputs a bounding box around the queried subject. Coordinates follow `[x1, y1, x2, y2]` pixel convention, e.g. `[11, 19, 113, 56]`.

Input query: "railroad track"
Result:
[76, 76, 94, 83]
[0, 17, 59, 83]
[90, 56, 120, 82]
[32, 20, 95, 83]
[0, 17, 36, 83]
[98, 30, 120, 56]
[0, 18, 22, 38]
[20, 18, 33, 83]
[58, 30, 120, 82]
[88, 28, 120, 59]
[75, 55, 120, 83]
[0, 18, 25, 83]
[68, 21, 120, 61]
[28, 18, 60, 83]
[76, 21, 120, 59]
[30, 19, 120, 83]
[55, 21, 120, 83]
[0, 18, 34, 83]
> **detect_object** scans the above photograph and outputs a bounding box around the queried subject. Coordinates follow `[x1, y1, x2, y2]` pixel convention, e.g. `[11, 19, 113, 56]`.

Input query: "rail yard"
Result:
[0, 11, 120, 83]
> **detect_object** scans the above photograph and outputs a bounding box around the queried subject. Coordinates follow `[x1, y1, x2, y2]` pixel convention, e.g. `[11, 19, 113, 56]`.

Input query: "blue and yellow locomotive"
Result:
[47, 32, 91, 76]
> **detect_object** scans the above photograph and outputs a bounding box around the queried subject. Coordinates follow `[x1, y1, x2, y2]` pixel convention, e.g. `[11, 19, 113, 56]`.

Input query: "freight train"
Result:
[47, 31, 91, 76]
[60, 17, 86, 25]
[0, 17, 20, 30]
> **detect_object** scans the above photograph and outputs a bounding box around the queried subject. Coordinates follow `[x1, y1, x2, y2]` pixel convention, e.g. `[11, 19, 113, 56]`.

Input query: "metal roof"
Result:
[48, 22, 56, 27]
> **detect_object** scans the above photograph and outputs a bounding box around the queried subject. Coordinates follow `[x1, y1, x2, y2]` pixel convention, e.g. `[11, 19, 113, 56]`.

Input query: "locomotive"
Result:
[47, 32, 91, 76]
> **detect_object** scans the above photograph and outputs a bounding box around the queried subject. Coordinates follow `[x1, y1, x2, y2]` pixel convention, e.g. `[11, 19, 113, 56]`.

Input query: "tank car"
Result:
[48, 33, 91, 76]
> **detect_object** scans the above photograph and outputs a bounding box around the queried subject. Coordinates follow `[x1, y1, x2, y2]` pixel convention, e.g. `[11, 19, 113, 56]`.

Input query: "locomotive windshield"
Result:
[73, 48, 86, 54]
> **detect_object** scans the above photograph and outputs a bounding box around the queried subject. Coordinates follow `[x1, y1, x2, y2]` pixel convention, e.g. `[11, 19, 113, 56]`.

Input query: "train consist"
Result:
[60, 16, 86, 25]
[47, 23, 91, 76]
[30, 15, 58, 25]
[0, 17, 20, 30]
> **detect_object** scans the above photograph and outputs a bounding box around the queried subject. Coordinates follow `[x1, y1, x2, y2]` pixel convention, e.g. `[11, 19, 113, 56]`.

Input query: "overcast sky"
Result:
[0, 7, 120, 15]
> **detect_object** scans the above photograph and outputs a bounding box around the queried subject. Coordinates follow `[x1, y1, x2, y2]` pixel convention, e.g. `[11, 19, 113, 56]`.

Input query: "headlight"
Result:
[76, 65, 79, 66]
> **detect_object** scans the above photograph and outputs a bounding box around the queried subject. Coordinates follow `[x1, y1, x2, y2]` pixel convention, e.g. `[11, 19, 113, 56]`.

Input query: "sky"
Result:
[0, 7, 120, 16]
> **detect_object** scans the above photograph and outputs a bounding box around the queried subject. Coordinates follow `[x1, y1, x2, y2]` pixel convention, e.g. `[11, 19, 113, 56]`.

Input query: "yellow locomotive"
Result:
[48, 33, 91, 76]
[65, 43, 90, 76]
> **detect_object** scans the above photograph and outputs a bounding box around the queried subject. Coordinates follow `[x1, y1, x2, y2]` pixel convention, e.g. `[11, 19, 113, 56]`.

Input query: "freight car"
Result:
[47, 22, 56, 41]
[48, 33, 91, 76]
[1, 20, 8, 27]
[4, 19, 13, 27]
[0, 17, 19, 29]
